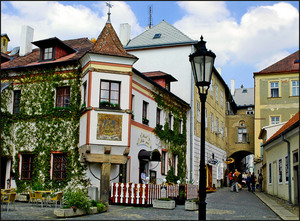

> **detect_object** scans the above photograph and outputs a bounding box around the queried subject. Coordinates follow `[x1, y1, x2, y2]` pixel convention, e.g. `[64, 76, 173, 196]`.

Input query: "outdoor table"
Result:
[35, 190, 54, 207]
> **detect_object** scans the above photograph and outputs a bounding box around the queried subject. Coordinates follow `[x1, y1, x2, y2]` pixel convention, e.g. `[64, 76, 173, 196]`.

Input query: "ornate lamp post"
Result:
[189, 36, 216, 220]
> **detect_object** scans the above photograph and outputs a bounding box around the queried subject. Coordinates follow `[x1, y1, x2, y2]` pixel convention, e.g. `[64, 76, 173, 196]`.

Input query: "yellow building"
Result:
[1, 34, 10, 53]
[253, 51, 299, 176]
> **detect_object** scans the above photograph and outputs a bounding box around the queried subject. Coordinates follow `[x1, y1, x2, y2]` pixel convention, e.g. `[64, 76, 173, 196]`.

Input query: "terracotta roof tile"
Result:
[1, 38, 93, 70]
[265, 112, 299, 144]
[91, 22, 137, 59]
[255, 51, 299, 75]
[143, 71, 177, 82]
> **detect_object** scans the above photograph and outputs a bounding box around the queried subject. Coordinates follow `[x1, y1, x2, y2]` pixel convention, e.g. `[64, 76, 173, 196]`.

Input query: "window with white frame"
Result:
[56, 86, 70, 108]
[172, 154, 177, 175]
[269, 163, 272, 184]
[142, 101, 149, 125]
[168, 113, 173, 130]
[220, 90, 223, 108]
[221, 121, 224, 137]
[278, 158, 283, 183]
[216, 117, 219, 133]
[270, 81, 279, 97]
[156, 108, 161, 125]
[215, 84, 219, 103]
[210, 113, 214, 133]
[179, 119, 182, 134]
[161, 151, 167, 175]
[197, 101, 200, 122]
[285, 155, 289, 183]
[270, 116, 280, 125]
[237, 128, 247, 143]
[291, 80, 299, 96]
[131, 95, 135, 120]
[13, 90, 21, 114]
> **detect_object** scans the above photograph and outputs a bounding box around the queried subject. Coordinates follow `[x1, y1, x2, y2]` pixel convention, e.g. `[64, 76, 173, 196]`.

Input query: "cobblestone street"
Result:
[2, 187, 293, 220]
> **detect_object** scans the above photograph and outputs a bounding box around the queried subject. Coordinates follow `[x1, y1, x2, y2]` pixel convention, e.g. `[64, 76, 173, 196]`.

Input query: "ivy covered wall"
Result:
[152, 89, 189, 183]
[1, 65, 90, 192]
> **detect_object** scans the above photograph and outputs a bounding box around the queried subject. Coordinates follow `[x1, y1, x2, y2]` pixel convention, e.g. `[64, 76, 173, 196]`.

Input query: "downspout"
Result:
[281, 134, 292, 204]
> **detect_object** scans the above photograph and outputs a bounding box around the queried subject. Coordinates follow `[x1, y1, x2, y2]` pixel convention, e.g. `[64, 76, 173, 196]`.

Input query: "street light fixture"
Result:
[189, 35, 216, 221]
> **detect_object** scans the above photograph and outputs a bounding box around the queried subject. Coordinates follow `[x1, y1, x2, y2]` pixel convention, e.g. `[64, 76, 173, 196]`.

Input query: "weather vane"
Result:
[106, 1, 113, 23]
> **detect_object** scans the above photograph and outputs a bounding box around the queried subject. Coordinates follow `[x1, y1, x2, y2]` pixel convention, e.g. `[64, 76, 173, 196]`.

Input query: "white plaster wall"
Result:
[130, 46, 193, 104]
[79, 113, 87, 147]
[193, 135, 227, 187]
[90, 72, 131, 110]
[88, 110, 129, 148]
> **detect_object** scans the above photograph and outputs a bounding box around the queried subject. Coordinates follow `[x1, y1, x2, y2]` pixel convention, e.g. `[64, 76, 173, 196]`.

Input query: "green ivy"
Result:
[152, 90, 188, 182]
[1, 65, 90, 192]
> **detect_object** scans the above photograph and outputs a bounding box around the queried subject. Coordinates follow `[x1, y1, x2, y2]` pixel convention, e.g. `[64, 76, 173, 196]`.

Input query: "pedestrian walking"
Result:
[229, 171, 233, 187]
[246, 172, 251, 192]
[258, 173, 263, 192]
[250, 172, 256, 192]
[231, 170, 239, 192]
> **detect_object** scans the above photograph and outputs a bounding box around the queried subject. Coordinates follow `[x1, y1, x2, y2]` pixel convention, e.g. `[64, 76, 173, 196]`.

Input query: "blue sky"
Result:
[1, 1, 299, 89]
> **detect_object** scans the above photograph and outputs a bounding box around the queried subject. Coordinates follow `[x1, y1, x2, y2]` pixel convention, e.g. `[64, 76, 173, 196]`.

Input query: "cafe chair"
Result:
[28, 190, 36, 204]
[35, 192, 46, 208]
[49, 192, 63, 208]
[2, 192, 16, 212]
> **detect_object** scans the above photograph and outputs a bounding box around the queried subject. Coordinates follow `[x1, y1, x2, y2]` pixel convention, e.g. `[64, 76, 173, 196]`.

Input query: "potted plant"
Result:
[185, 198, 199, 211]
[54, 187, 90, 218]
[153, 198, 175, 210]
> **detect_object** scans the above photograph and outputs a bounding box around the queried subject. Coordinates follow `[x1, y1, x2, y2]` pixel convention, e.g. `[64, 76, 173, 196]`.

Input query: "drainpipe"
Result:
[281, 134, 292, 204]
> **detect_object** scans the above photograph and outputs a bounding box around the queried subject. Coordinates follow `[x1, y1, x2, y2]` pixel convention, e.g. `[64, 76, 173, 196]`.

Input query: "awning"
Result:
[138, 149, 161, 161]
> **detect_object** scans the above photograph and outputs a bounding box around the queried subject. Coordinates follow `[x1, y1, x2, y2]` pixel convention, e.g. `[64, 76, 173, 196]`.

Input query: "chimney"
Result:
[231, 79, 235, 95]
[19, 25, 34, 56]
[119, 23, 131, 46]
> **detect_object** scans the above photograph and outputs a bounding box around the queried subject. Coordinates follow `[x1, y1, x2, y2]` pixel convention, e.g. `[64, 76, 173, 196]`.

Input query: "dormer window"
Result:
[43, 47, 53, 60]
[32, 37, 76, 62]
[153, 33, 161, 39]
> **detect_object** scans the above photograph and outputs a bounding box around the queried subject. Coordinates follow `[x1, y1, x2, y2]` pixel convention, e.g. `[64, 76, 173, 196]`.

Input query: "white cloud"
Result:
[174, 1, 299, 70]
[1, 1, 142, 51]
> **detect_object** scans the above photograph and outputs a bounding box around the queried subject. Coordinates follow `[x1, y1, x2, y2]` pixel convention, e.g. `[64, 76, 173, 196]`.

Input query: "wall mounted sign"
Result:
[137, 133, 151, 148]
[97, 113, 122, 141]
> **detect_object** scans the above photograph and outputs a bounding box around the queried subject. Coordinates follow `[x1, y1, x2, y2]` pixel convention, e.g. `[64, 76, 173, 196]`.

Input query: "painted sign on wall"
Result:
[97, 113, 122, 141]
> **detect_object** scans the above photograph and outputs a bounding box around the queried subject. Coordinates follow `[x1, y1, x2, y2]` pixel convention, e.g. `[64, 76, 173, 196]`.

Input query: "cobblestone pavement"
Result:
[1, 187, 282, 220]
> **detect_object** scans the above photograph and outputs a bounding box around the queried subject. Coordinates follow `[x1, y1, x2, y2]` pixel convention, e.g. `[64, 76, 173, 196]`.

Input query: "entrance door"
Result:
[139, 160, 148, 184]
[207, 165, 213, 188]
[273, 161, 278, 196]
[1, 157, 7, 189]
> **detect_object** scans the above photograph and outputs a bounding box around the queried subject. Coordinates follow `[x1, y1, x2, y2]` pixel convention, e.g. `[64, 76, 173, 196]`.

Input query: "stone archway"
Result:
[228, 151, 253, 173]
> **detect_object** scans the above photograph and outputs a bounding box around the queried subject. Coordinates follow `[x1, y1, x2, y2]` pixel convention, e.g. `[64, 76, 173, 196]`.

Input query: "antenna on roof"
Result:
[148, 5, 153, 28]
[106, 1, 113, 23]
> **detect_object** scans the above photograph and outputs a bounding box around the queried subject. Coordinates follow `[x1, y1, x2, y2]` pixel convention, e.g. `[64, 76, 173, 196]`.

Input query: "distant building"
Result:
[253, 51, 299, 180]
[1, 33, 10, 53]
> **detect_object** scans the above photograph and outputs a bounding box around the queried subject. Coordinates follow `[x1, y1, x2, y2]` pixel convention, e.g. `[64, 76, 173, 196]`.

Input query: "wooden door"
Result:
[207, 165, 213, 187]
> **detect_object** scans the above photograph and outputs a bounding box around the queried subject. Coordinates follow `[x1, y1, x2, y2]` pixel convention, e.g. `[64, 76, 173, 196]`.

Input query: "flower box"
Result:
[185, 201, 198, 211]
[153, 199, 175, 210]
[54, 208, 87, 217]
[88, 207, 98, 214]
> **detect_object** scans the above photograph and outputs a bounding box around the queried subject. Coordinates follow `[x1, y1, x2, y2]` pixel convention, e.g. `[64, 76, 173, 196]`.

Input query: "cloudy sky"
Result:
[1, 1, 299, 89]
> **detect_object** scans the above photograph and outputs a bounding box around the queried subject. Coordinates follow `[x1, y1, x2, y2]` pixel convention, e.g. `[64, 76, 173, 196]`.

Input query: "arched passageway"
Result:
[227, 151, 253, 173]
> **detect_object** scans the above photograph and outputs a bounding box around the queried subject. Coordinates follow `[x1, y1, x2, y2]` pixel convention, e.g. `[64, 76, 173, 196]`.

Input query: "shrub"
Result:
[96, 201, 108, 213]
[90, 200, 97, 207]
[63, 187, 90, 211]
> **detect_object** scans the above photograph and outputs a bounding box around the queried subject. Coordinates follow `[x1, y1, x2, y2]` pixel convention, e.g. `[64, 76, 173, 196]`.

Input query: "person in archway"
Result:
[228, 171, 233, 187]
[258, 173, 263, 192]
[250, 172, 256, 192]
[141, 169, 146, 184]
[246, 172, 251, 192]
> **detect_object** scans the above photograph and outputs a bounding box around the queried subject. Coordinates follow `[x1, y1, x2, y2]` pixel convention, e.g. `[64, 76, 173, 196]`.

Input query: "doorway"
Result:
[139, 160, 148, 184]
[207, 164, 213, 188]
[1, 157, 7, 189]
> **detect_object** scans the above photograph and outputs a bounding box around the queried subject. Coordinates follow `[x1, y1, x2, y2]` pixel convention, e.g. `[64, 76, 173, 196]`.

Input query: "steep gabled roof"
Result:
[263, 112, 299, 146]
[125, 20, 197, 50]
[90, 22, 137, 59]
[254, 51, 299, 75]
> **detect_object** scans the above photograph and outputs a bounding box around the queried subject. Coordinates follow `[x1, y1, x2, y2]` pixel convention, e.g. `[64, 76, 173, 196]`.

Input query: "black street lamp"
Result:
[189, 36, 216, 220]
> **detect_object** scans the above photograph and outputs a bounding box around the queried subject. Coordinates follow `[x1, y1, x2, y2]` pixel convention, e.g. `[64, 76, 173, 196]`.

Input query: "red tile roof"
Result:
[143, 71, 177, 82]
[254, 51, 299, 75]
[1, 38, 93, 70]
[90, 22, 137, 59]
[265, 112, 299, 145]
